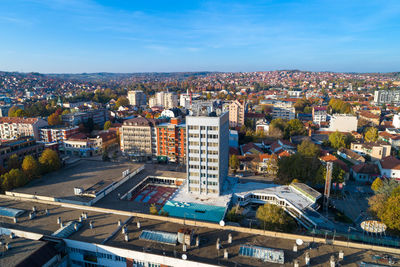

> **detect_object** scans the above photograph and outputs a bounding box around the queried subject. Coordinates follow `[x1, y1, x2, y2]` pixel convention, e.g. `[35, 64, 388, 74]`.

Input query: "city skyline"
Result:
[1, 0, 399, 73]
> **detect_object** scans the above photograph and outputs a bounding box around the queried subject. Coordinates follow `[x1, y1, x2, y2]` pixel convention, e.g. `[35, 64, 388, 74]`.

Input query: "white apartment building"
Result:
[328, 114, 357, 132]
[186, 112, 229, 195]
[127, 90, 147, 107]
[0, 117, 48, 140]
[272, 101, 295, 120]
[312, 106, 327, 125]
[393, 114, 400, 128]
[149, 92, 178, 109]
[180, 91, 192, 108]
[374, 90, 400, 105]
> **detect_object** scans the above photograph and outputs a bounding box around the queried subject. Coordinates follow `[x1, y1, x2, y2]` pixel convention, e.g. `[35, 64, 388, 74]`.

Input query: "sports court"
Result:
[130, 184, 178, 206]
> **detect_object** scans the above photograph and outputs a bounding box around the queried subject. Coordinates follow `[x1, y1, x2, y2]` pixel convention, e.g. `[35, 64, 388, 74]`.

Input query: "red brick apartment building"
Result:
[156, 117, 186, 164]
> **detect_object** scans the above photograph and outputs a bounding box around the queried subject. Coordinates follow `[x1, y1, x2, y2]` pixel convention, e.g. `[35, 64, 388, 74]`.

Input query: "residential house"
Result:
[257, 154, 278, 175]
[379, 130, 400, 150]
[350, 141, 391, 161]
[337, 148, 366, 165]
[351, 163, 380, 182]
[270, 139, 296, 157]
[255, 119, 269, 134]
[240, 142, 264, 155]
[359, 110, 380, 126]
[378, 156, 400, 180]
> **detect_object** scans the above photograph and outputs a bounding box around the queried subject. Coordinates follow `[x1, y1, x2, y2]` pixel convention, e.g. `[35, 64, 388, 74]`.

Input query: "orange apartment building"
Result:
[156, 117, 186, 164]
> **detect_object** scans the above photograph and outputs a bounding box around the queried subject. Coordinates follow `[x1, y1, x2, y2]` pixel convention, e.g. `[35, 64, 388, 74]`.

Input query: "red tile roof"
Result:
[0, 117, 40, 124]
[380, 156, 400, 170]
[352, 163, 380, 175]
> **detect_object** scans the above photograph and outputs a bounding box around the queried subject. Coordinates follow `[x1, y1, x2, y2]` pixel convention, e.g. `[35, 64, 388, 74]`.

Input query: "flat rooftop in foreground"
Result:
[0, 198, 129, 244]
[0, 196, 396, 267]
[10, 160, 142, 202]
[108, 217, 378, 267]
[0, 235, 55, 267]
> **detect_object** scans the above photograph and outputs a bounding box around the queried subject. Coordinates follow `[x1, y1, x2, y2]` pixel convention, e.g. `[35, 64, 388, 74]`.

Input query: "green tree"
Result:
[381, 194, 400, 232]
[7, 154, 20, 170]
[284, 119, 306, 138]
[1, 169, 28, 190]
[368, 193, 387, 218]
[328, 131, 347, 149]
[39, 149, 61, 173]
[149, 204, 158, 214]
[116, 96, 129, 108]
[270, 118, 287, 132]
[277, 153, 322, 185]
[8, 106, 20, 117]
[256, 203, 296, 232]
[297, 139, 320, 157]
[47, 113, 62, 126]
[371, 177, 384, 192]
[229, 155, 240, 172]
[365, 127, 379, 142]
[14, 109, 26, 117]
[85, 118, 95, 132]
[225, 205, 243, 222]
[21, 155, 40, 180]
[103, 121, 112, 130]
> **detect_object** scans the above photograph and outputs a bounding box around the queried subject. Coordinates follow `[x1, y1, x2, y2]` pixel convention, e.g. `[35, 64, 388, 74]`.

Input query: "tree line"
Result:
[0, 149, 61, 192]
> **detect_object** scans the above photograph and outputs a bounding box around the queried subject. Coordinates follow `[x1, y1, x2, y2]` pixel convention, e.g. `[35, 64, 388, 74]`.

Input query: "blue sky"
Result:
[0, 0, 399, 73]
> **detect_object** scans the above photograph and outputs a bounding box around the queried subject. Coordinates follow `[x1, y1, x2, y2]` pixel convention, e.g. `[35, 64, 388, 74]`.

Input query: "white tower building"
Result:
[186, 112, 229, 195]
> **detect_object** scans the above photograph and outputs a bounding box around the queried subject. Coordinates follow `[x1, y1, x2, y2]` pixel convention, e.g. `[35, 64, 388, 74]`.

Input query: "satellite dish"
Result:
[182, 254, 187, 260]
[296, 239, 304, 246]
[219, 220, 225, 227]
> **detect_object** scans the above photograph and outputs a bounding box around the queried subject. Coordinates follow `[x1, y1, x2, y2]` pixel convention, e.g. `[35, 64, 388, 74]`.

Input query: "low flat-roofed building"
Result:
[63, 134, 102, 157]
[233, 182, 327, 230]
